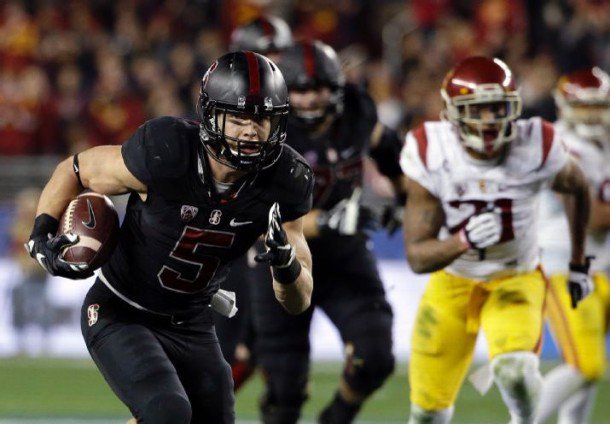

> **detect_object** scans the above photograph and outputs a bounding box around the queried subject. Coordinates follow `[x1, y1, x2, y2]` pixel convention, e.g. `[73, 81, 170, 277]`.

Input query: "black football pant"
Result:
[214, 241, 268, 364]
[81, 280, 234, 424]
[252, 235, 395, 424]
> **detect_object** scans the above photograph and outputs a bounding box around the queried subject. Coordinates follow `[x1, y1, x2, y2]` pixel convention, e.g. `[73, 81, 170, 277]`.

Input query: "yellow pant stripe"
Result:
[546, 281, 580, 369]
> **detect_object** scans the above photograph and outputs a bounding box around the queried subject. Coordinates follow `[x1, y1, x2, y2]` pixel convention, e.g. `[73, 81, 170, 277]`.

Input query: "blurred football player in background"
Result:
[214, 15, 294, 391]
[537, 67, 610, 424]
[10, 187, 51, 356]
[229, 15, 293, 63]
[401, 56, 592, 424]
[25, 51, 314, 424]
[250, 40, 406, 424]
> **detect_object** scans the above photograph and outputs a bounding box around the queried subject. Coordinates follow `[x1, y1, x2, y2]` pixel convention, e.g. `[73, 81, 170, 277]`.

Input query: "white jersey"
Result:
[401, 118, 569, 280]
[539, 121, 610, 273]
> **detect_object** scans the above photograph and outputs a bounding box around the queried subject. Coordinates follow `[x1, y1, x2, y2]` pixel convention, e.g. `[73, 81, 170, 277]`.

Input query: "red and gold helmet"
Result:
[441, 56, 522, 154]
[555, 67, 610, 140]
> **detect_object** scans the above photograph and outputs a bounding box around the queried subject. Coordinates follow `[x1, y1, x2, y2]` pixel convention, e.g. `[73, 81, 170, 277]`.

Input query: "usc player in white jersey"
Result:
[537, 67, 610, 424]
[400, 56, 593, 424]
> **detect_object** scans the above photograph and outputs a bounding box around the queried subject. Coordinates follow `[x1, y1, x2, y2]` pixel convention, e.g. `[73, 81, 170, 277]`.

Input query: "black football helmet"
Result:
[276, 40, 345, 129]
[197, 51, 289, 171]
[229, 15, 293, 55]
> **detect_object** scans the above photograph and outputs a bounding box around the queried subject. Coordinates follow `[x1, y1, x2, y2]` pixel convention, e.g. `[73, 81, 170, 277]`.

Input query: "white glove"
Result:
[460, 212, 502, 249]
[568, 259, 594, 309]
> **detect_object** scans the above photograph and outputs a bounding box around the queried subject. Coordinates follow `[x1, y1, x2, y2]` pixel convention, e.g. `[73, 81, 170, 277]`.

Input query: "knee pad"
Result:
[342, 336, 395, 396]
[408, 404, 454, 424]
[141, 393, 191, 424]
[491, 351, 540, 391]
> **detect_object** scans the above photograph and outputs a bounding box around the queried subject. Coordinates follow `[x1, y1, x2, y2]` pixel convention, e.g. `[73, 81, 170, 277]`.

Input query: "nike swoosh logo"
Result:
[229, 218, 253, 227]
[35, 253, 49, 272]
[82, 199, 96, 229]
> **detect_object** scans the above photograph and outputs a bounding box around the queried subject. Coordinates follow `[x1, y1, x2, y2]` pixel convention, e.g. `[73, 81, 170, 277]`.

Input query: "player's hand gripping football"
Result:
[568, 257, 594, 309]
[317, 188, 376, 236]
[255, 203, 302, 284]
[459, 210, 502, 249]
[25, 214, 93, 279]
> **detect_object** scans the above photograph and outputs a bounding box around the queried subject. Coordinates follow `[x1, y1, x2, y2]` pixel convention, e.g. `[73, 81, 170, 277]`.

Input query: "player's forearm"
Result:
[406, 233, 468, 274]
[36, 157, 82, 219]
[272, 265, 313, 314]
[588, 200, 610, 233]
[562, 187, 590, 264]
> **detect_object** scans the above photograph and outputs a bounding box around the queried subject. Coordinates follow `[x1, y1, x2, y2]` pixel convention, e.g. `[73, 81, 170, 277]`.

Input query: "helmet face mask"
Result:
[555, 67, 610, 140]
[288, 85, 336, 129]
[441, 57, 522, 156]
[198, 52, 289, 172]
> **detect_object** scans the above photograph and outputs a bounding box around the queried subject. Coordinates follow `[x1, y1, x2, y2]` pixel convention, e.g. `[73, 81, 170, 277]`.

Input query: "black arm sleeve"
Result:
[369, 126, 405, 179]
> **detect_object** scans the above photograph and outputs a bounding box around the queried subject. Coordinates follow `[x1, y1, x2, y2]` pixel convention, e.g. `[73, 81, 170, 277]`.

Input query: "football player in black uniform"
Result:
[251, 40, 406, 424]
[229, 15, 293, 63]
[215, 14, 294, 391]
[25, 51, 314, 424]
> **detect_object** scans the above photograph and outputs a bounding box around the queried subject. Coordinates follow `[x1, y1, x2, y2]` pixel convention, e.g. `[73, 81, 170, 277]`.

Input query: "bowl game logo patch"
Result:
[87, 304, 100, 327]
[181, 205, 199, 223]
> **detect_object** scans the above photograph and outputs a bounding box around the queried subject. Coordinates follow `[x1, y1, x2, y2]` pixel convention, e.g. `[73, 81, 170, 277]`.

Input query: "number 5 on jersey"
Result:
[158, 227, 235, 293]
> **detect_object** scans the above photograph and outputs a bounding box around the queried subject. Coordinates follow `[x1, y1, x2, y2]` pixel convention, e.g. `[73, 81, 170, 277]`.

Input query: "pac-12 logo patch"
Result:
[87, 304, 100, 327]
[209, 209, 222, 225]
[180, 205, 199, 222]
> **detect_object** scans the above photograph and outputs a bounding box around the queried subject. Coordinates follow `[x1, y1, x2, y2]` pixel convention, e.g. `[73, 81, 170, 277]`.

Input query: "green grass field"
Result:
[0, 358, 609, 423]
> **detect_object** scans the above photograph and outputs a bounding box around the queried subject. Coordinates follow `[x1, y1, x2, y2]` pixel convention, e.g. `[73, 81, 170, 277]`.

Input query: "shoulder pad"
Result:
[142, 116, 194, 180]
[342, 84, 377, 126]
[261, 145, 314, 221]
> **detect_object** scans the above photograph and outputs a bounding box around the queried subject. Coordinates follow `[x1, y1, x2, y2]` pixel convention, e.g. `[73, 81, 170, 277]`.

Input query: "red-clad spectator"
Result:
[85, 51, 144, 146]
[0, 65, 60, 155]
[0, 1, 39, 69]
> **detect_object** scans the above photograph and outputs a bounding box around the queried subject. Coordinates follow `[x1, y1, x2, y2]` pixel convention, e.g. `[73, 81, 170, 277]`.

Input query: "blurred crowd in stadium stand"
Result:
[0, 0, 608, 354]
[0, 0, 608, 157]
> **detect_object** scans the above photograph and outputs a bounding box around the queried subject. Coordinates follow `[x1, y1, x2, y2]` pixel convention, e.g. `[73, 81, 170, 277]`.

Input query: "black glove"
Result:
[255, 203, 302, 284]
[568, 257, 594, 309]
[25, 214, 93, 279]
[380, 193, 406, 236]
[317, 188, 377, 236]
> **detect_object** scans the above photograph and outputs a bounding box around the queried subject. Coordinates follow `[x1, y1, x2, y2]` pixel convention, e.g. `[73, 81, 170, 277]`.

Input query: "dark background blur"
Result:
[0, 0, 608, 348]
[1, 0, 609, 250]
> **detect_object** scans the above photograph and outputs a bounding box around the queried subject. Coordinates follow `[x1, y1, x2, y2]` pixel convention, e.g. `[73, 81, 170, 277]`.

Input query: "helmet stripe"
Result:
[260, 17, 274, 37]
[303, 41, 316, 80]
[245, 51, 261, 97]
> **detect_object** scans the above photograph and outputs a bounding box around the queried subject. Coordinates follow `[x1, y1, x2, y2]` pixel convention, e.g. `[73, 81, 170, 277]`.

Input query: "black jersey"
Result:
[287, 84, 377, 210]
[101, 116, 313, 317]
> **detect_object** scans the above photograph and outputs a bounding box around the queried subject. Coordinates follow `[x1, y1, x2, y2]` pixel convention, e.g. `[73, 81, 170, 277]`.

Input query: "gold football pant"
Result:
[409, 269, 546, 411]
[546, 272, 610, 381]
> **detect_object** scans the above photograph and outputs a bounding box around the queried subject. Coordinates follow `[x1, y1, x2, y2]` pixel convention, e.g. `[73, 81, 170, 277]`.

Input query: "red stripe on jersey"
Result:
[540, 120, 555, 169]
[412, 125, 428, 169]
[245, 51, 261, 97]
[303, 41, 316, 79]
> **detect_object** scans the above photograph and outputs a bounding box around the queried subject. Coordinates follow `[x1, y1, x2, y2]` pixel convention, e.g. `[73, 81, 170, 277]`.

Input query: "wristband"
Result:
[272, 259, 302, 285]
[569, 256, 593, 273]
[29, 213, 59, 240]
